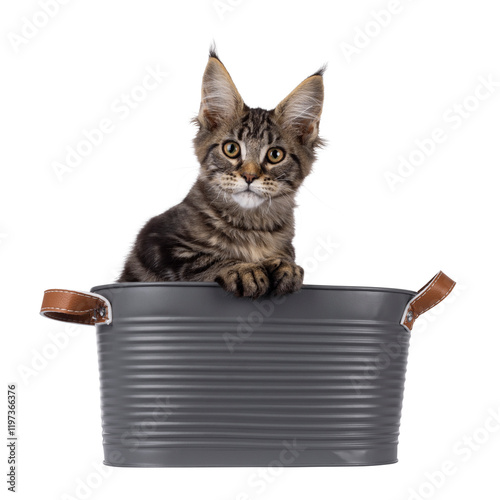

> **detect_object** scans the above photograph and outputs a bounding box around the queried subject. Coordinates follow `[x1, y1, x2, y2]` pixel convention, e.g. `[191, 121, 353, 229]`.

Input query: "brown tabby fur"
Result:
[119, 49, 325, 298]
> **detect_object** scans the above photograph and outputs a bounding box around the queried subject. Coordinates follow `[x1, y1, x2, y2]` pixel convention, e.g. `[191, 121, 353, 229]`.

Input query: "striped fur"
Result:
[119, 50, 324, 297]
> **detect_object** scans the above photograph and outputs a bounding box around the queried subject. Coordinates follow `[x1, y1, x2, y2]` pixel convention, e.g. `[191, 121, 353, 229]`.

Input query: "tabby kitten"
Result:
[119, 49, 324, 298]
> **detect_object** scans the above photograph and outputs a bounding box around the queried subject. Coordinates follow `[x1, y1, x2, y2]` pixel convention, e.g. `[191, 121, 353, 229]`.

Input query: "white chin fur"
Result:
[231, 191, 265, 209]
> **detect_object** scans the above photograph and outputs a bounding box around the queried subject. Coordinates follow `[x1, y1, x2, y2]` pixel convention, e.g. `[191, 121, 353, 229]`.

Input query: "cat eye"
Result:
[223, 141, 241, 158]
[267, 147, 285, 164]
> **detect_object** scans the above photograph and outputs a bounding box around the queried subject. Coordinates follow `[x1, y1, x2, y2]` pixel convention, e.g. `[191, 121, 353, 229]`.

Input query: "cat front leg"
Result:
[214, 262, 270, 299]
[261, 258, 304, 296]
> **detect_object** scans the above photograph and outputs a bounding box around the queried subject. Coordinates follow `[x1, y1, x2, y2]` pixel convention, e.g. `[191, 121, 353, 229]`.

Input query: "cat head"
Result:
[193, 48, 325, 211]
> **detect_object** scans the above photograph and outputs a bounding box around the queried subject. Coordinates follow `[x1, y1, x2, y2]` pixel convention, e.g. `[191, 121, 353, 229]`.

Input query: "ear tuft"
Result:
[208, 42, 220, 61]
[311, 64, 327, 78]
[274, 73, 324, 145]
[198, 52, 244, 129]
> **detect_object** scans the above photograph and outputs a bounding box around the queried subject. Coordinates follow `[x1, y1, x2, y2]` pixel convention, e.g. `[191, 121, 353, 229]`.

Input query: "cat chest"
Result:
[208, 231, 286, 262]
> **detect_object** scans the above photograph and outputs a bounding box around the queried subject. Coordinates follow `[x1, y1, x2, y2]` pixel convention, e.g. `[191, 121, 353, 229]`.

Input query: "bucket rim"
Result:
[91, 282, 416, 296]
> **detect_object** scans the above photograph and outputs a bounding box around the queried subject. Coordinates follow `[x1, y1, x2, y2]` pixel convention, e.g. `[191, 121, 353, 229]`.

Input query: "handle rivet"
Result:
[407, 311, 413, 322]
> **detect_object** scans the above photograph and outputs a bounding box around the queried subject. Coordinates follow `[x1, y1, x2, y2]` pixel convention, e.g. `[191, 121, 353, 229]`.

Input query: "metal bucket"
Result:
[40, 272, 455, 467]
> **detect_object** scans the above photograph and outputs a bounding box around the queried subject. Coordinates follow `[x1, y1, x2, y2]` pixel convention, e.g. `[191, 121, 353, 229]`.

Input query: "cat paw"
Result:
[262, 259, 304, 296]
[215, 263, 270, 299]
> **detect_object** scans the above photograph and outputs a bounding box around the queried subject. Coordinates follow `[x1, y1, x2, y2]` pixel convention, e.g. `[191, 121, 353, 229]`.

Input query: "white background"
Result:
[1, 0, 499, 499]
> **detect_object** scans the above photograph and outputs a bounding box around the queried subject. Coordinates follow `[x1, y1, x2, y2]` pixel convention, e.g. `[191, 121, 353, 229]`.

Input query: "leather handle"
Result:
[401, 271, 456, 331]
[40, 289, 112, 326]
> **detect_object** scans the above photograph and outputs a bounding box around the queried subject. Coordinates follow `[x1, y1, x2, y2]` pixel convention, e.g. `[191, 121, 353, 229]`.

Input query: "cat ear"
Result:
[274, 69, 325, 145]
[198, 51, 245, 129]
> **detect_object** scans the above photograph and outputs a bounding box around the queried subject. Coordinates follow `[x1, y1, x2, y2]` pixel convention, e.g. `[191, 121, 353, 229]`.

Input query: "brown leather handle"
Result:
[40, 289, 112, 326]
[401, 271, 456, 331]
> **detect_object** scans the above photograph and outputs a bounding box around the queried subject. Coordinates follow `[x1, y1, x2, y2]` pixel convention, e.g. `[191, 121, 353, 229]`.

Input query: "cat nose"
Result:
[241, 173, 258, 184]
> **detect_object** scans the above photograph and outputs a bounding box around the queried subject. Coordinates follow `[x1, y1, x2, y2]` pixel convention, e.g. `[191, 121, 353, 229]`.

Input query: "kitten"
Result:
[119, 49, 324, 298]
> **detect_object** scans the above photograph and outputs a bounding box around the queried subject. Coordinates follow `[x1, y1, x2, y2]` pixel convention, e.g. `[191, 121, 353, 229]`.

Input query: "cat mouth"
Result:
[233, 186, 263, 197]
[231, 190, 265, 209]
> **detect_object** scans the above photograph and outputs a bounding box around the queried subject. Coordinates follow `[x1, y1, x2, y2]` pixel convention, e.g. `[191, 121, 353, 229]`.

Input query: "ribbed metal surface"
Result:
[91, 283, 414, 467]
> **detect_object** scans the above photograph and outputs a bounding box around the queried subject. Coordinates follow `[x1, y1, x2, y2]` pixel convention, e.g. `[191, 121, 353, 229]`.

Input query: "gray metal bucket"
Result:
[40, 272, 455, 467]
